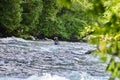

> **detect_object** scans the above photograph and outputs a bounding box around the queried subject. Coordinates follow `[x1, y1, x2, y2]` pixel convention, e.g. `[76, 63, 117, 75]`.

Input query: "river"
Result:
[0, 37, 110, 80]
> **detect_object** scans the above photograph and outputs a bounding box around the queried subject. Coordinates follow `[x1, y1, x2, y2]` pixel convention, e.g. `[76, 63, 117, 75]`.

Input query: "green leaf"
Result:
[58, 0, 72, 8]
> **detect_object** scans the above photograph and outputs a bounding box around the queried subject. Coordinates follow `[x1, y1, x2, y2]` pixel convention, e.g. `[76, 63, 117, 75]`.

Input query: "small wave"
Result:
[26, 74, 69, 80]
[0, 37, 27, 43]
[0, 74, 68, 80]
[0, 72, 109, 80]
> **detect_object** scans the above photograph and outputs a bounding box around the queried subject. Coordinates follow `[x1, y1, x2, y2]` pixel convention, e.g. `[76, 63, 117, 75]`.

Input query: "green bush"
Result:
[0, 0, 22, 37]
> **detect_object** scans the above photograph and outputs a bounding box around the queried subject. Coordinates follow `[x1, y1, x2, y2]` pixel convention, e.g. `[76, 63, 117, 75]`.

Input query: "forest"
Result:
[0, 0, 120, 79]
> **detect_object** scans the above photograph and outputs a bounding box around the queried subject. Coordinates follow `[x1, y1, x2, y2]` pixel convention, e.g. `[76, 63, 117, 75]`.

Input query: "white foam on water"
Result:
[0, 72, 109, 80]
[0, 37, 28, 43]
[27, 74, 69, 80]
[0, 74, 68, 80]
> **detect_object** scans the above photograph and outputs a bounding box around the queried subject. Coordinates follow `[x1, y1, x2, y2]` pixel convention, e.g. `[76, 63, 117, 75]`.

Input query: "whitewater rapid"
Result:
[0, 37, 110, 80]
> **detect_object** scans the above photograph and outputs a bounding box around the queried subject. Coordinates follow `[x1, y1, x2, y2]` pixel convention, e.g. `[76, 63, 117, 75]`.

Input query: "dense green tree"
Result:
[19, 0, 42, 38]
[37, 0, 93, 41]
[0, 0, 22, 37]
[0, 0, 93, 41]
[38, 0, 60, 38]
[57, 0, 93, 41]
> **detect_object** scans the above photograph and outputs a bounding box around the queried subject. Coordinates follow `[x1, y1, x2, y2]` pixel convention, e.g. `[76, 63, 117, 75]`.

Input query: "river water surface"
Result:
[0, 37, 110, 80]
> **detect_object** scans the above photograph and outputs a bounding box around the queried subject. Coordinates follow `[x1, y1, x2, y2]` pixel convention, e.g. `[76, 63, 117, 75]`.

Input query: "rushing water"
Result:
[0, 37, 110, 80]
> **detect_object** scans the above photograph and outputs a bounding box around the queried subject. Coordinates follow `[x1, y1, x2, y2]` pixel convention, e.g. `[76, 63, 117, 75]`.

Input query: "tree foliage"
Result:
[38, 0, 60, 37]
[0, 0, 92, 41]
[20, 0, 42, 38]
[37, 0, 92, 40]
[57, 2, 92, 40]
[88, 0, 120, 79]
[0, 0, 22, 37]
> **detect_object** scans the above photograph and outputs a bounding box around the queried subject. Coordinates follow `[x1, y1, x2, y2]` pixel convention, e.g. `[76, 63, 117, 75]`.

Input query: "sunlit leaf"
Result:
[58, 0, 72, 8]
[114, 34, 120, 41]
[99, 40, 106, 52]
